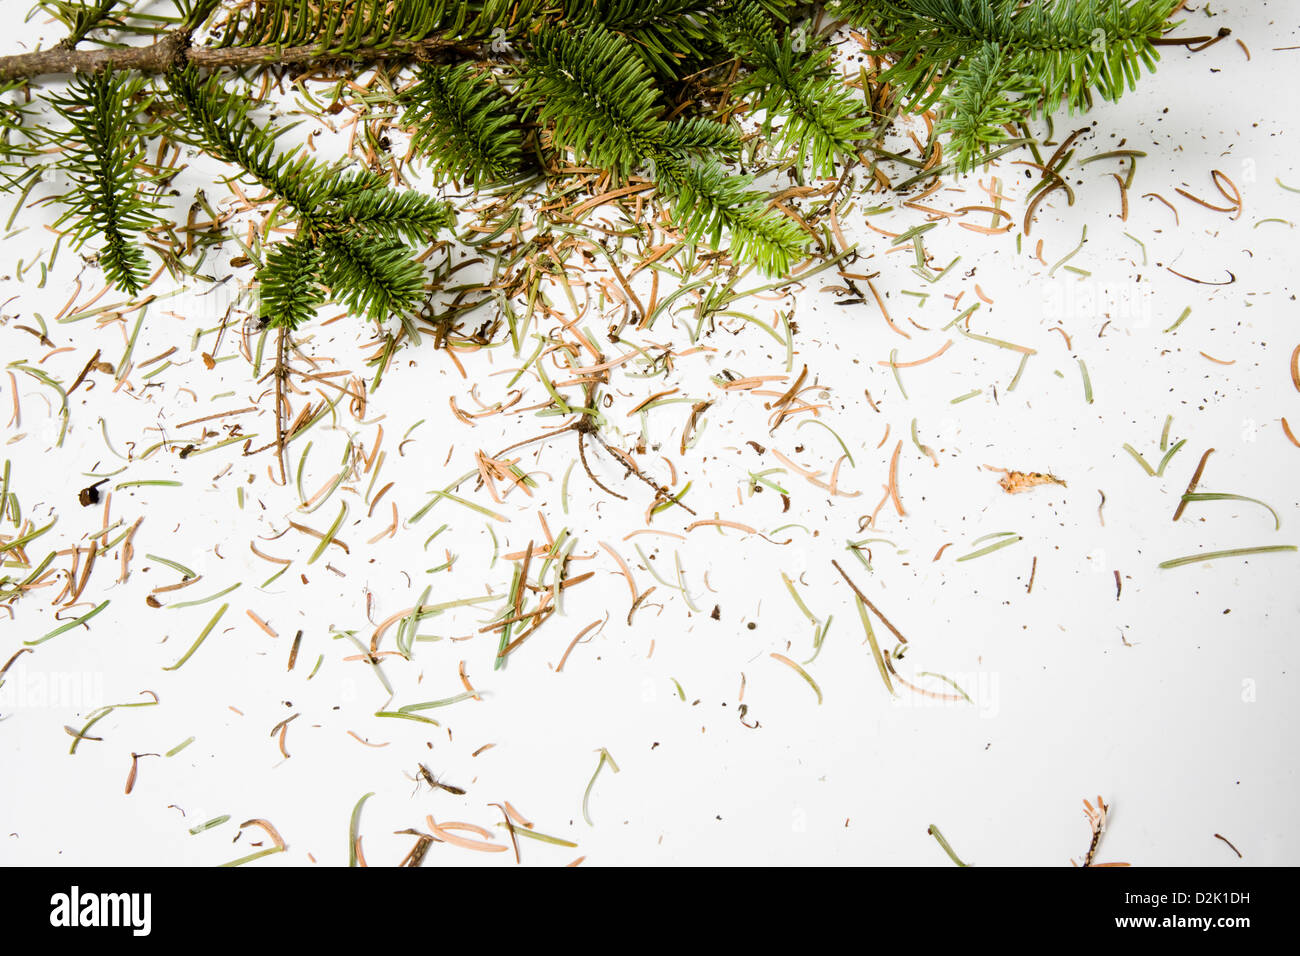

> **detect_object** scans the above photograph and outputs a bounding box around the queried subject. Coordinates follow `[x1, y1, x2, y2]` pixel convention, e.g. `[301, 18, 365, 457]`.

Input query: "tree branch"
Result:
[0, 35, 475, 82]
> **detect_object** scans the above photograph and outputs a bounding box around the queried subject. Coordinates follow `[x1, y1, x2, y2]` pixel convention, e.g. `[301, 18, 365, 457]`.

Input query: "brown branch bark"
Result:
[0, 34, 473, 82]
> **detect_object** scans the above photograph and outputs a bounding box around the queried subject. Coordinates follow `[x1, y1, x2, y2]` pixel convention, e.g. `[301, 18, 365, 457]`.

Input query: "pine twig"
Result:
[0, 33, 477, 82]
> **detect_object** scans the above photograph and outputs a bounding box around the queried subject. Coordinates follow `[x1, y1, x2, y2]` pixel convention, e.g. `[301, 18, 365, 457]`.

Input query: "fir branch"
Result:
[721, 2, 870, 176]
[0, 0, 1191, 295]
[520, 20, 807, 272]
[401, 62, 525, 187]
[842, 0, 1177, 110]
[257, 235, 324, 332]
[0, 32, 475, 82]
[565, 0, 713, 31]
[935, 43, 1036, 172]
[327, 187, 456, 246]
[317, 234, 426, 323]
[653, 153, 808, 275]
[218, 0, 452, 51]
[46, 69, 165, 293]
[659, 116, 743, 159]
[836, 0, 1179, 170]
[165, 65, 337, 215]
[561, 0, 717, 76]
[521, 23, 668, 179]
[167, 65, 450, 326]
[215, 0, 532, 53]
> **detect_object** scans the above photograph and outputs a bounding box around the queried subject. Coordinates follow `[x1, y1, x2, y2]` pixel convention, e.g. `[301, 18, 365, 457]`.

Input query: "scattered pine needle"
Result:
[769, 652, 823, 704]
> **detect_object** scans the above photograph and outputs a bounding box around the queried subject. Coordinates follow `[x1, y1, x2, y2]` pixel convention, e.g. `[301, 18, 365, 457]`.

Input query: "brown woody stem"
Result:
[0, 35, 471, 82]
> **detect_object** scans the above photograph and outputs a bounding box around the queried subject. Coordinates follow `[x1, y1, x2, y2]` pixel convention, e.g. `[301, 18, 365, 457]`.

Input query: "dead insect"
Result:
[413, 763, 466, 796]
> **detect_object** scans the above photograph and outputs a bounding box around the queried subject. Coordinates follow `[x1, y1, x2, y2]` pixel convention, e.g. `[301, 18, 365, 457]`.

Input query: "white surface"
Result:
[1, 1, 1298, 866]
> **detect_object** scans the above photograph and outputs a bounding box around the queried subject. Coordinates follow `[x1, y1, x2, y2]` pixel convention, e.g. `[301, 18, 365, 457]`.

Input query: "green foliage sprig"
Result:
[36, 0, 124, 47]
[519, 21, 808, 274]
[46, 69, 167, 294]
[0, 0, 1187, 332]
[400, 63, 524, 188]
[167, 64, 453, 328]
[833, 0, 1180, 172]
[720, 1, 871, 177]
[212, 0, 525, 53]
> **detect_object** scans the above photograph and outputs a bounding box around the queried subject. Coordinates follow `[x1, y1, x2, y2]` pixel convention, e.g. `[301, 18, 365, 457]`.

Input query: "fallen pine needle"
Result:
[927, 824, 969, 866]
[1159, 545, 1297, 568]
[582, 748, 619, 826]
[427, 815, 507, 853]
[769, 652, 823, 704]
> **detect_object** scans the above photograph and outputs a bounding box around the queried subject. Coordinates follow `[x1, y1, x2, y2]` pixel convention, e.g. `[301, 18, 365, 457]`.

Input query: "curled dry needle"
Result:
[425, 815, 507, 853]
[915, 671, 973, 703]
[220, 818, 287, 868]
[269, 713, 299, 759]
[886, 440, 905, 515]
[1166, 266, 1235, 286]
[27, 599, 111, 647]
[0, 647, 31, 684]
[1181, 493, 1282, 531]
[881, 654, 965, 702]
[556, 617, 604, 672]
[490, 803, 522, 863]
